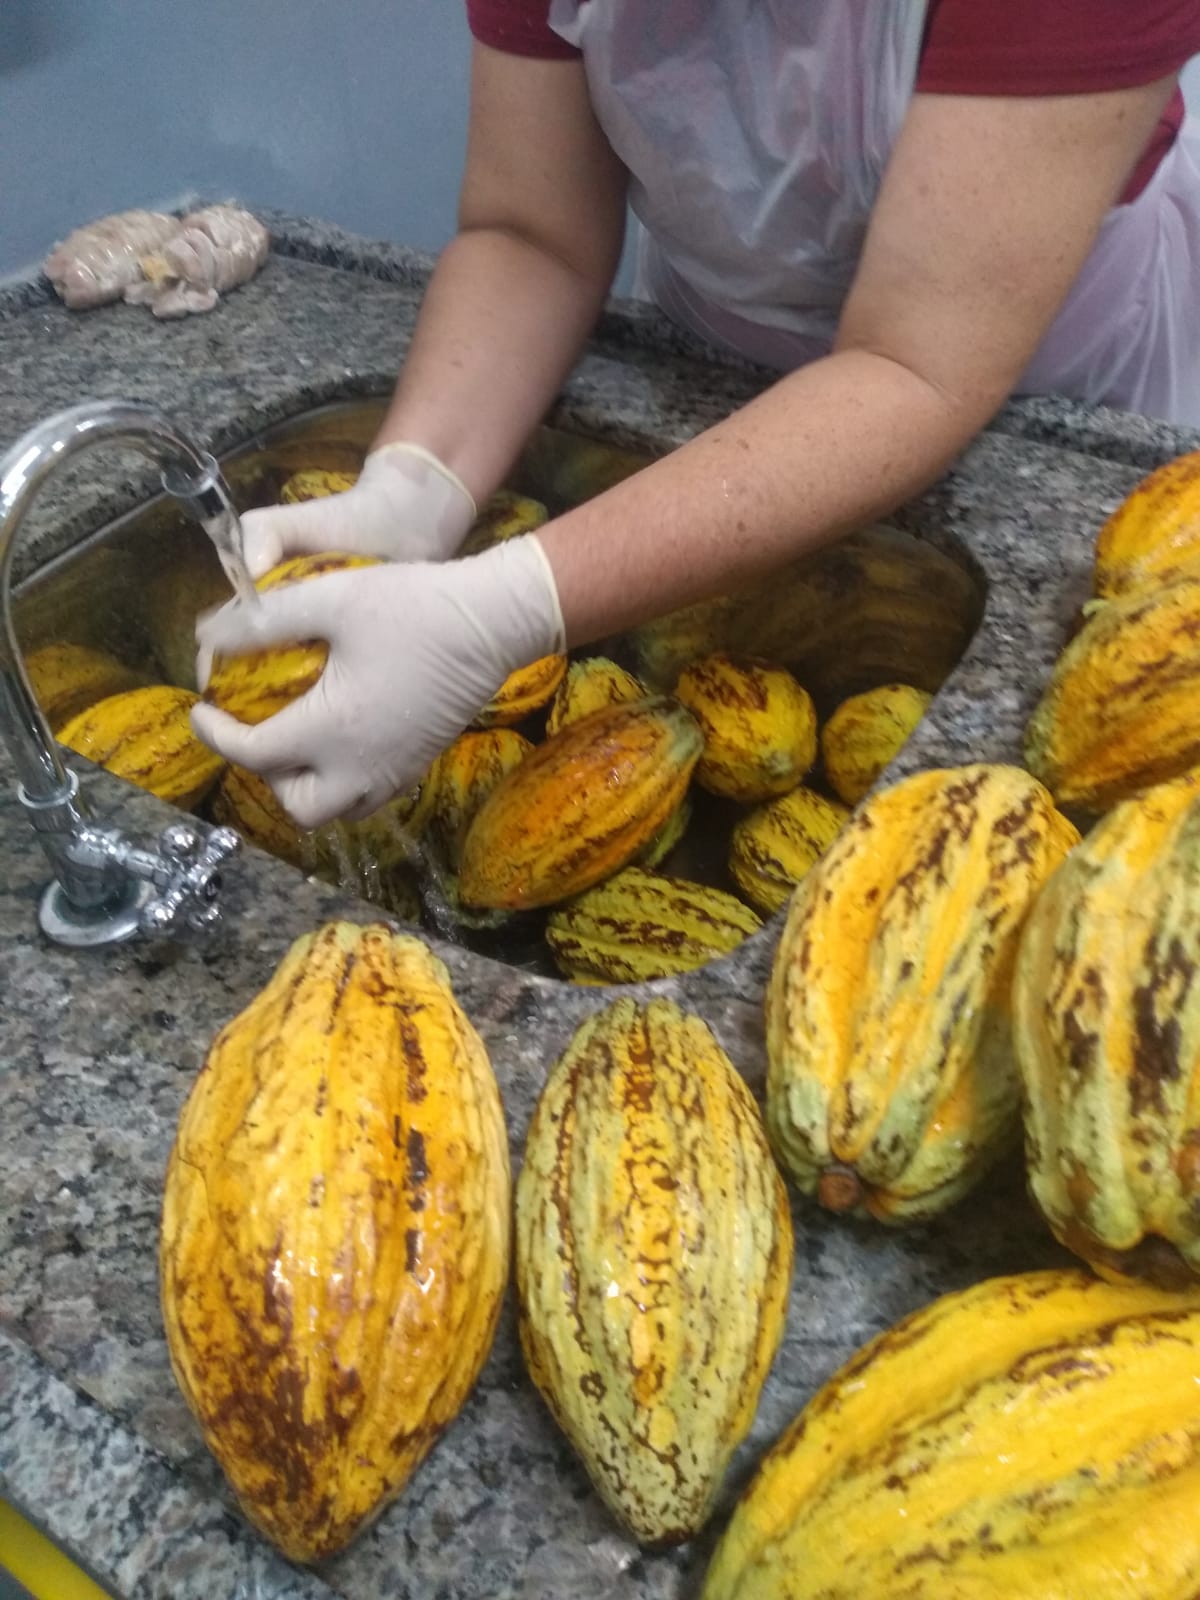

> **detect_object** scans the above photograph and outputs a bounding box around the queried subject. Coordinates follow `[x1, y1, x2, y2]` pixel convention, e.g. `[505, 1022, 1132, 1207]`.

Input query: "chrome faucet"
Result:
[0, 400, 242, 948]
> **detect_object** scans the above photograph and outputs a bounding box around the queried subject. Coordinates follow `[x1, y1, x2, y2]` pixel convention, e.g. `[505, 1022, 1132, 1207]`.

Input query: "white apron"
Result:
[549, 0, 1200, 426]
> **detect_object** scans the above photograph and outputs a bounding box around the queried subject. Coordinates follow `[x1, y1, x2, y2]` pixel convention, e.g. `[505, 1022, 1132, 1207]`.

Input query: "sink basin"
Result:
[12, 398, 984, 979]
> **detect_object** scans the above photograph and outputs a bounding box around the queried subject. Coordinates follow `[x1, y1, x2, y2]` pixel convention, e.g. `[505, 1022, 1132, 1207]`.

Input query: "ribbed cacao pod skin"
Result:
[1093, 449, 1200, 600]
[458, 488, 549, 557]
[58, 684, 225, 809]
[204, 552, 379, 725]
[277, 468, 360, 503]
[545, 655, 647, 737]
[457, 697, 703, 911]
[159, 922, 511, 1564]
[545, 864, 762, 983]
[211, 763, 429, 875]
[766, 765, 1079, 1224]
[675, 653, 817, 802]
[729, 785, 850, 916]
[820, 683, 933, 806]
[25, 642, 147, 733]
[701, 1268, 1200, 1600]
[637, 791, 692, 870]
[422, 728, 534, 870]
[1014, 771, 1200, 1287]
[473, 653, 568, 729]
[1024, 577, 1200, 813]
[516, 997, 793, 1546]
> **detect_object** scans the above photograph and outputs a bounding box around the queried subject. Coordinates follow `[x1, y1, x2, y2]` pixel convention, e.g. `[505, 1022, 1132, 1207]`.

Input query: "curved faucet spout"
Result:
[0, 400, 243, 943]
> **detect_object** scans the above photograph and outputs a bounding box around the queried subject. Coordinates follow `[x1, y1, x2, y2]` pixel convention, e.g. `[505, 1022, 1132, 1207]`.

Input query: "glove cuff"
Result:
[365, 440, 478, 538]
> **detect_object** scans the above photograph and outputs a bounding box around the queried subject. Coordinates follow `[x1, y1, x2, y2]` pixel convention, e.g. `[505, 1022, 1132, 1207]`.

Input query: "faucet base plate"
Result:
[38, 877, 153, 948]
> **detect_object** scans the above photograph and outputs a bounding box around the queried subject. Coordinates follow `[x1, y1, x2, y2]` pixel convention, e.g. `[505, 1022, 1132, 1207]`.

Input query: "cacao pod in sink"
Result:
[457, 695, 702, 910]
[57, 682, 225, 809]
[517, 997, 793, 1545]
[159, 921, 511, 1563]
[702, 1268, 1200, 1599]
[766, 764, 1079, 1223]
[819, 681, 932, 806]
[674, 652, 817, 802]
[203, 551, 378, 724]
[1014, 770, 1200, 1287]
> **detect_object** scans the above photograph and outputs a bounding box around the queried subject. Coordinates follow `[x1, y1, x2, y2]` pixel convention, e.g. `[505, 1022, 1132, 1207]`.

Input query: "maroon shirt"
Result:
[465, 0, 1200, 201]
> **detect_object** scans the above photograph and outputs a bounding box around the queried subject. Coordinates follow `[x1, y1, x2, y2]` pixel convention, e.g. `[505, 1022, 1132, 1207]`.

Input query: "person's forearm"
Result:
[538, 348, 995, 647]
[372, 226, 613, 504]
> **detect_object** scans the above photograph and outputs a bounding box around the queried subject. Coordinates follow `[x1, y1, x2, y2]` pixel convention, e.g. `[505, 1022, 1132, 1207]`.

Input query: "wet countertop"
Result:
[2, 212, 1199, 1599]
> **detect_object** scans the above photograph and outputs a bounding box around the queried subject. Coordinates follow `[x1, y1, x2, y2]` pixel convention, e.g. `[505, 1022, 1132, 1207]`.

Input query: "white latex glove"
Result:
[189, 535, 564, 830]
[239, 441, 477, 579]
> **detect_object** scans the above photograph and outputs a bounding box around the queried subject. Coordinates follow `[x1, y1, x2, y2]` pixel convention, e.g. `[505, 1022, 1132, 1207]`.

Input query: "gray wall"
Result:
[2, 5, 1198, 283]
[0, 0, 472, 278]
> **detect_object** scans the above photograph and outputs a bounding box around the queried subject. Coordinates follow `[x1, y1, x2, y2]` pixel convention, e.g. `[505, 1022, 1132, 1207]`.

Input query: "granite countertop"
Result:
[2, 213, 1199, 1600]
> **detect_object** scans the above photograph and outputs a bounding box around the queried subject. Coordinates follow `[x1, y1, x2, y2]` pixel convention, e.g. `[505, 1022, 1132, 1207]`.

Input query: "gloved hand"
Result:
[189, 534, 564, 830]
[239, 441, 478, 579]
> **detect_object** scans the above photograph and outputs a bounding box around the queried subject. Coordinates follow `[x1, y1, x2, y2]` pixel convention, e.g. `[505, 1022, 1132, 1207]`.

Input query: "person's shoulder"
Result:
[464, 0, 580, 60]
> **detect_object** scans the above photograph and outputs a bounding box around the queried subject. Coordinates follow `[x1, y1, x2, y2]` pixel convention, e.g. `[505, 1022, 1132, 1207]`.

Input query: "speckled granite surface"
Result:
[2, 212, 1199, 1598]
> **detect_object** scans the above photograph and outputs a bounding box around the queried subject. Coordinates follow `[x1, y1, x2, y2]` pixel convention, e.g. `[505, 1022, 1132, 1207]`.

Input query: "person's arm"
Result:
[372, 41, 629, 500]
[235, 42, 628, 578]
[538, 75, 1178, 645]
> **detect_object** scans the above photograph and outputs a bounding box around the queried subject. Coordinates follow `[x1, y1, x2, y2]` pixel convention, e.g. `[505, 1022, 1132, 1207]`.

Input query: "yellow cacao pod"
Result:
[211, 763, 429, 877]
[474, 653, 568, 729]
[517, 997, 793, 1545]
[1024, 576, 1200, 812]
[820, 682, 933, 806]
[458, 488, 549, 556]
[1093, 448, 1200, 599]
[633, 525, 980, 704]
[159, 922, 511, 1563]
[766, 764, 1079, 1224]
[422, 728, 534, 870]
[458, 696, 703, 911]
[675, 653, 817, 801]
[729, 785, 850, 916]
[25, 641, 147, 733]
[638, 789, 692, 870]
[545, 864, 762, 984]
[204, 552, 379, 725]
[545, 655, 647, 737]
[58, 684, 225, 809]
[1014, 770, 1200, 1287]
[702, 1268, 1200, 1600]
[277, 468, 360, 503]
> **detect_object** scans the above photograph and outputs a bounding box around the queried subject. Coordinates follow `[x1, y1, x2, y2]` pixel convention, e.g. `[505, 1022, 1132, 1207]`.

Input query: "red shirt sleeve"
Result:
[918, 0, 1200, 200]
[465, 0, 578, 59]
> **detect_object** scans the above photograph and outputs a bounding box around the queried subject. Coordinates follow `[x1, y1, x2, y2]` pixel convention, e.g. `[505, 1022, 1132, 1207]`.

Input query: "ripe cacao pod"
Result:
[459, 488, 549, 556]
[702, 1268, 1200, 1600]
[1024, 576, 1200, 812]
[675, 653, 817, 802]
[633, 525, 980, 703]
[25, 641, 147, 733]
[421, 727, 534, 870]
[204, 552, 379, 724]
[1014, 770, 1200, 1287]
[820, 682, 933, 806]
[766, 764, 1079, 1224]
[457, 696, 703, 911]
[729, 785, 850, 916]
[159, 922, 511, 1563]
[278, 468, 359, 503]
[545, 655, 646, 737]
[211, 763, 429, 876]
[58, 684, 225, 809]
[1093, 448, 1200, 599]
[517, 997, 793, 1545]
[545, 864, 762, 984]
[474, 653, 567, 729]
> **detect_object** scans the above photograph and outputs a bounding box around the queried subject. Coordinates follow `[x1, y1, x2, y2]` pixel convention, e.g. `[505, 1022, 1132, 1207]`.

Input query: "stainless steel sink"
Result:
[12, 397, 985, 977]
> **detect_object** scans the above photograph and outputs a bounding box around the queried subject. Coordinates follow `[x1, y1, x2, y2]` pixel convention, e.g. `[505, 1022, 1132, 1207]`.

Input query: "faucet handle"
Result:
[138, 821, 242, 937]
